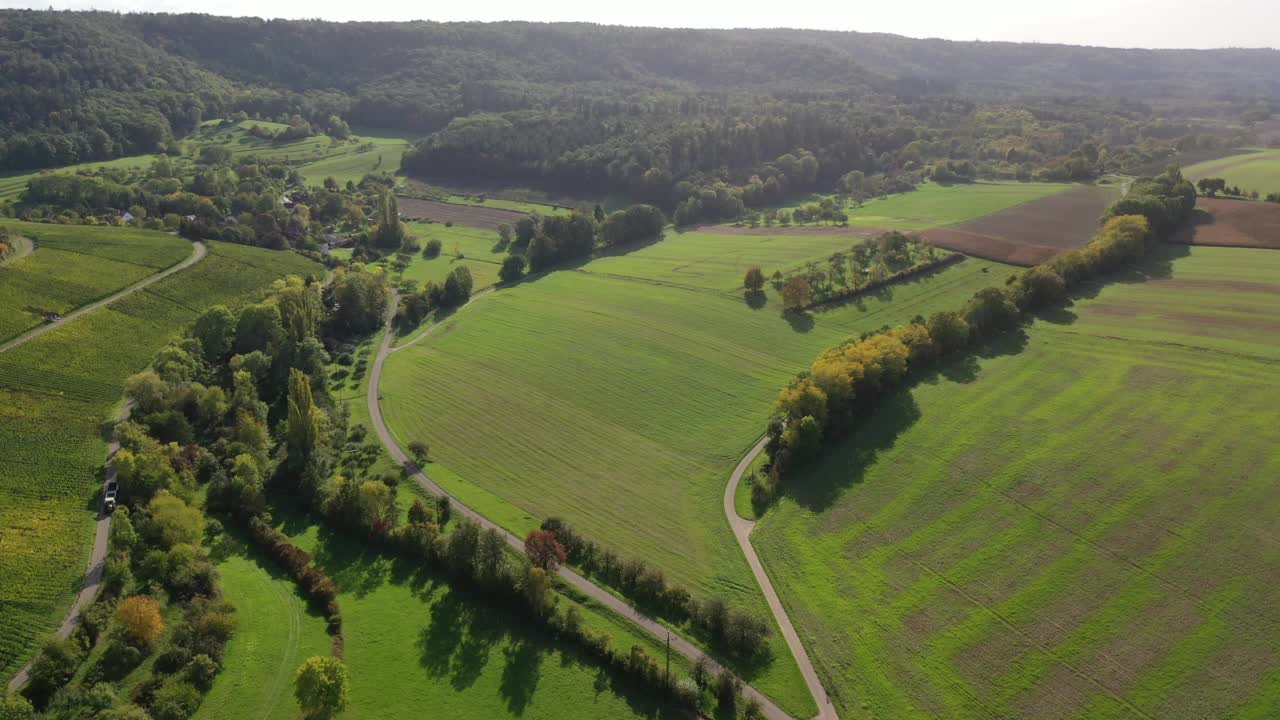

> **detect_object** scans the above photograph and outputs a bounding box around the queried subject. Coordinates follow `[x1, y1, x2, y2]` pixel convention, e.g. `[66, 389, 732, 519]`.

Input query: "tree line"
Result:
[73, 264, 756, 718]
[541, 518, 772, 659]
[763, 168, 1198, 493]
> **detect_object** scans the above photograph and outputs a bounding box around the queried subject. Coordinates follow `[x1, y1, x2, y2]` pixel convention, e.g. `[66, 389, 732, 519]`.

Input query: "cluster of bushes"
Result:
[13, 128, 408, 255]
[540, 518, 771, 659]
[835, 169, 921, 203]
[792, 252, 964, 311]
[246, 517, 342, 637]
[766, 169, 1192, 483]
[395, 265, 474, 329]
[771, 232, 957, 310]
[928, 159, 977, 183]
[21, 437, 237, 719]
[671, 150, 821, 226]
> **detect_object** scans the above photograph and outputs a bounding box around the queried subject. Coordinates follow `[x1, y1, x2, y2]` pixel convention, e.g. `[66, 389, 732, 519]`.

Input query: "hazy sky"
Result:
[3, 0, 1277, 50]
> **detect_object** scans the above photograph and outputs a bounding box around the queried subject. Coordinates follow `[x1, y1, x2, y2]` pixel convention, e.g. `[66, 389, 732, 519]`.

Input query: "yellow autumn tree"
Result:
[116, 595, 165, 648]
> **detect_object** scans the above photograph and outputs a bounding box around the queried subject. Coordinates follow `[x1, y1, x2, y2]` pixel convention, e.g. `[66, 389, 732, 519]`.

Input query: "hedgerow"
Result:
[766, 168, 1195, 483]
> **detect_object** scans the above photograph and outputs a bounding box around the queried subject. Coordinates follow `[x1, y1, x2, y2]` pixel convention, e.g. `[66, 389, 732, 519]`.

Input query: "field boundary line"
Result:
[367, 291, 799, 720]
[7, 400, 133, 691]
[0, 239, 207, 354]
[724, 438, 840, 720]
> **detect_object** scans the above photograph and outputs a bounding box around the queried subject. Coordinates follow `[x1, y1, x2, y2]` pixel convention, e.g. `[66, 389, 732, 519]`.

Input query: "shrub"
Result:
[422, 239, 442, 258]
[149, 679, 201, 720]
[294, 656, 350, 720]
[499, 254, 526, 283]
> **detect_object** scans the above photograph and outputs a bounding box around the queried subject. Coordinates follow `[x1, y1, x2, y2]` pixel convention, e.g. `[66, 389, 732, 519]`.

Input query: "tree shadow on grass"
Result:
[783, 309, 815, 333]
[785, 329, 1029, 514]
[743, 289, 767, 310]
[263, 495, 695, 718]
[1061, 242, 1192, 305]
[499, 638, 545, 714]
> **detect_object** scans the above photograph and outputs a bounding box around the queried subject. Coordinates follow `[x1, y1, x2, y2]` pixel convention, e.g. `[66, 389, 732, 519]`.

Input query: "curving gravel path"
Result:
[7, 401, 133, 691]
[0, 240, 206, 354]
[367, 291, 796, 719]
[725, 439, 839, 720]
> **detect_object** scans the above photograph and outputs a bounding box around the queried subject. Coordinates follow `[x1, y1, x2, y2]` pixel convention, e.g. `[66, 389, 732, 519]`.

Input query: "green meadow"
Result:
[297, 130, 412, 187]
[399, 223, 509, 293]
[194, 541, 333, 720]
[0, 221, 192, 342]
[753, 244, 1280, 719]
[0, 240, 321, 681]
[1183, 148, 1280, 195]
[781, 180, 1074, 229]
[380, 230, 1015, 714]
[197, 513, 692, 720]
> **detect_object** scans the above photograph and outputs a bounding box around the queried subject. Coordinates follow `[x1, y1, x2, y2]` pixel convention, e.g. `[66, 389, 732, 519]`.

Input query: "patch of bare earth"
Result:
[396, 197, 529, 230]
[920, 185, 1117, 266]
[1169, 198, 1280, 249]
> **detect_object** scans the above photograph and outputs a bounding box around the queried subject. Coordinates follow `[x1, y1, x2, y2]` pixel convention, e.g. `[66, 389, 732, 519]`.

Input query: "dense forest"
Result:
[2, 10, 1277, 205]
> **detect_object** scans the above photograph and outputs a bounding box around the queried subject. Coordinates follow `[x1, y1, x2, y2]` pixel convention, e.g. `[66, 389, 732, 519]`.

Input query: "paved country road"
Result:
[0, 239, 206, 354]
[367, 291, 798, 720]
[725, 439, 840, 720]
[7, 401, 133, 691]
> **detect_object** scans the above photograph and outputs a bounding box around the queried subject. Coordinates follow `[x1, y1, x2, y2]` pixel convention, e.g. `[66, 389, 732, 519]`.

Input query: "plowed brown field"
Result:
[919, 185, 1116, 265]
[1169, 198, 1280, 249]
[396, 197, 528, 229]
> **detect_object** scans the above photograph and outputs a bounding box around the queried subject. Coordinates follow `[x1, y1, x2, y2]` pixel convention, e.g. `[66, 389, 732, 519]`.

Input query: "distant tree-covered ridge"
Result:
[1, 10, 1275, 192]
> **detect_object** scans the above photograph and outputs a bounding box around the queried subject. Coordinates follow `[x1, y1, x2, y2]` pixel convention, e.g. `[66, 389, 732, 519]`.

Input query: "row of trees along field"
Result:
[761, 168, 1198, 501]
[46, 254, 763, 717]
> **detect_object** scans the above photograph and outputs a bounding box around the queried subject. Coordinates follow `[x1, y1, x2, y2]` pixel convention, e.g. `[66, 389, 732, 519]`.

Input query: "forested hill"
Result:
[1, 9, 1277, 181]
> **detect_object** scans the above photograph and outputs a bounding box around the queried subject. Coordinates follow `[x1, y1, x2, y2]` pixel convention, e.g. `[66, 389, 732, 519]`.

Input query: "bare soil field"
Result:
[913, 228, 1060, 266]
[1169, 198, 1280, 249]
[396, 197, 529, 229]
[707, 185, 1115, 266]
[919, 185, 1117, 265]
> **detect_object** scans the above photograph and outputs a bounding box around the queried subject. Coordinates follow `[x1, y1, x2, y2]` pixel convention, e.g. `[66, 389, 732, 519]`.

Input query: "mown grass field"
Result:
[1183, 148, 1280, 195]
[380, 230, 1015, 714]
[400, 223, 508, 293]
[0, 241, 320, 681]
[753, 244, 1280, 720]
[297, 129, 412, 187]
[193, 537, 333, 720]
[781, 181, 1075, 230]
[202, 513, 692, 720]
[0, 221, 192, 342]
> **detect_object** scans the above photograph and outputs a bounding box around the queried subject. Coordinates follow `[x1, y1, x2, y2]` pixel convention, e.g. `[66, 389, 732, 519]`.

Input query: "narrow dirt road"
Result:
[7, 401, 133, 691]
[366, 293, 796, 720]
[0, 240, 206, 354]
[725, 439, 839, 720]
